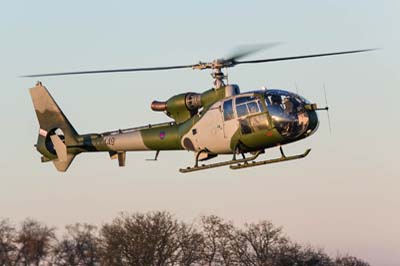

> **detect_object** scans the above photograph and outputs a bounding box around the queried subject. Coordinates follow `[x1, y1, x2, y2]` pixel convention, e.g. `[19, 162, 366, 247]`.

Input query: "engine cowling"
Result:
[150, 85, 241, 124]
[151, 93, 202, 123]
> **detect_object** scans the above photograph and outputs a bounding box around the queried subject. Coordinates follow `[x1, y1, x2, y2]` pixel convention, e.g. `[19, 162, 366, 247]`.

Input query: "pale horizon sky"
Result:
[1, 1, 399, 265]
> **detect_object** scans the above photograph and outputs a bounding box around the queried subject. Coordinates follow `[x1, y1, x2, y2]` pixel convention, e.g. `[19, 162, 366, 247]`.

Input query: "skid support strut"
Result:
[230, 147, 311, 170]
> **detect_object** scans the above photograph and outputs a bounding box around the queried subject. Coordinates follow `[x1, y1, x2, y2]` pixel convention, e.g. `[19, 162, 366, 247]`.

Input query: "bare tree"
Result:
[199, 215, 237, 266]
[232, 220, 288, 266]
[176, 223, 204, 266]
[100, 211, 180, 266]
[0, 219, 17, 266]
[52, 223, 100, 266]
[334, 255, 370, 266]
[14, 218, 55, 266]
[298, 246, 333, 266]
[0, 213, 371, 266]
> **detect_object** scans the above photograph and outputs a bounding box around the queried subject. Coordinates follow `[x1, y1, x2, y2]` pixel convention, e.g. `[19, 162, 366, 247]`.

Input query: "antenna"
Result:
[323, 84, 332, 134]
[295, 82, 299, 94]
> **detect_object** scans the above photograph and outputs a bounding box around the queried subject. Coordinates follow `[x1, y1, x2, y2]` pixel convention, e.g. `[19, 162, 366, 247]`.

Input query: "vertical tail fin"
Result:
[29, 82, 79, 172]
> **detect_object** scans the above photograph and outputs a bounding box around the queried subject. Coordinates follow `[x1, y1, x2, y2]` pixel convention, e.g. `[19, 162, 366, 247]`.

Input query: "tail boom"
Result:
[29, 82, 183, 172]
[77, 122, 183, 153]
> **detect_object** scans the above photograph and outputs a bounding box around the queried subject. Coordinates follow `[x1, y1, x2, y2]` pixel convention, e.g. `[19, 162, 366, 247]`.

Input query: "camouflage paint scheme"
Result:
[29, 83, 319, 172]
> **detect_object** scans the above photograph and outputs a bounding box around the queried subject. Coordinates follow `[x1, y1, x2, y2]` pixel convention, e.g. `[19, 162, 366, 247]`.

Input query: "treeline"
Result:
[0, 211, 369, 266]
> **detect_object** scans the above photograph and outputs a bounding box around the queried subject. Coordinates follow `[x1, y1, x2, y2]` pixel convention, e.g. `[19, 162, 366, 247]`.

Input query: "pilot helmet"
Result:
[271, 95, 282, 104]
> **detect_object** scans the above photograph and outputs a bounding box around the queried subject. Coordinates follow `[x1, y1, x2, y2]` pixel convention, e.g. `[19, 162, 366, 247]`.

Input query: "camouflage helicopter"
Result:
[25, 46, 374, 173]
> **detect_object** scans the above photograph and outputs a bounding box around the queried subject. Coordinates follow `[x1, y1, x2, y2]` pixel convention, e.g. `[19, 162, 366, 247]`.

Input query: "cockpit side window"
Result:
[236, 104, 249, 117]
[235, 96, 263, 118]
[236, 96, 253, 105]
[223, 99, 235, 121]
[247, 101, 260, 114]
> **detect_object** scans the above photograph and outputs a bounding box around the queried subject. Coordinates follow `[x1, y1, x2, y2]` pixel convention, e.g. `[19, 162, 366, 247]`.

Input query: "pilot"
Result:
[284, 97, 294, 116]
[268, 95, 284, 115]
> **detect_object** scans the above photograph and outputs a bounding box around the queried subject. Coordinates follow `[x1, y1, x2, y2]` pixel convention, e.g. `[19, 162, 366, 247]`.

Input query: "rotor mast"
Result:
[192, 58, 232, 89]
[211, 60, 228, 88]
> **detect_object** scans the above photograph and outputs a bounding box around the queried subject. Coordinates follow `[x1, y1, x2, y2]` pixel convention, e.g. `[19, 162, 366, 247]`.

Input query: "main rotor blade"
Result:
[235, 48, 377, 65]
[22, 48, 377, 78]
[22, 64, 194, 77]
[225, 42, 281, 62]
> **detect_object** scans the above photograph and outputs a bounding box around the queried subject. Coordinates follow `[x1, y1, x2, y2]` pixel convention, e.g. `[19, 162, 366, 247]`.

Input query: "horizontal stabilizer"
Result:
[53, 153, 76, 172]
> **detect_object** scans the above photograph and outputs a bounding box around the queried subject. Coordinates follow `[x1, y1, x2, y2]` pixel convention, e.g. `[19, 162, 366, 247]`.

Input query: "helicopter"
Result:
[25, 46, 375, 173]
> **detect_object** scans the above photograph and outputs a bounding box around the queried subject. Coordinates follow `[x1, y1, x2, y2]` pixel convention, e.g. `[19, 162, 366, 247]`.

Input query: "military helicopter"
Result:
[25, 46, 374, 173]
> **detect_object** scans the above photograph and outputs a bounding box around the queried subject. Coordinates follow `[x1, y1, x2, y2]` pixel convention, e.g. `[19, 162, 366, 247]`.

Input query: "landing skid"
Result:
[230, 147, 311, 170]
[179, 150, 262, 173]
[179, 147, 311, 173]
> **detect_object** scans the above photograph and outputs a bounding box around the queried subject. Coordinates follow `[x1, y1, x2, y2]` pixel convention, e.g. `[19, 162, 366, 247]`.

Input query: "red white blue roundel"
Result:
[159, 131, 166, 139]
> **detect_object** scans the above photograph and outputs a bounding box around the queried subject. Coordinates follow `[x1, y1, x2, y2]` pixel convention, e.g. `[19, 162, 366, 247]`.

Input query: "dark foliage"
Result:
[52, 223, 100, 266]
[0, 213, 370, 266]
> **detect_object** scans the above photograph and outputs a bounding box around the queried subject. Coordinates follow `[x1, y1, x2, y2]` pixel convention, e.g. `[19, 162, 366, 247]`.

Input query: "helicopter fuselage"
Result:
[79, 86, 319, 157]
[30, 83, 319, 171]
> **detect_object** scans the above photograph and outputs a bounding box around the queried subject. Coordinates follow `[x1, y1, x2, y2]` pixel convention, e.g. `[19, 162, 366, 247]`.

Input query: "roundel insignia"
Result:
[266, 131, 273, 137]
[159, 131, 166, 140]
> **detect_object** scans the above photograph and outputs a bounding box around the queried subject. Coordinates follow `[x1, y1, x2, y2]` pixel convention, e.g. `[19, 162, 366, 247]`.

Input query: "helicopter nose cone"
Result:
[306, 110, 319, 136]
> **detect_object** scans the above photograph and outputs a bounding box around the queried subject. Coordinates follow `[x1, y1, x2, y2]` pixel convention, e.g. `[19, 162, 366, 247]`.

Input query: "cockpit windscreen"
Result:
[265, 90, 310, 138]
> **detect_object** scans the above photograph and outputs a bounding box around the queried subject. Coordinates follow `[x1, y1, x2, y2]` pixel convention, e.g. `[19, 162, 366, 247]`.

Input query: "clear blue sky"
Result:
[1, 1, 399, 265]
